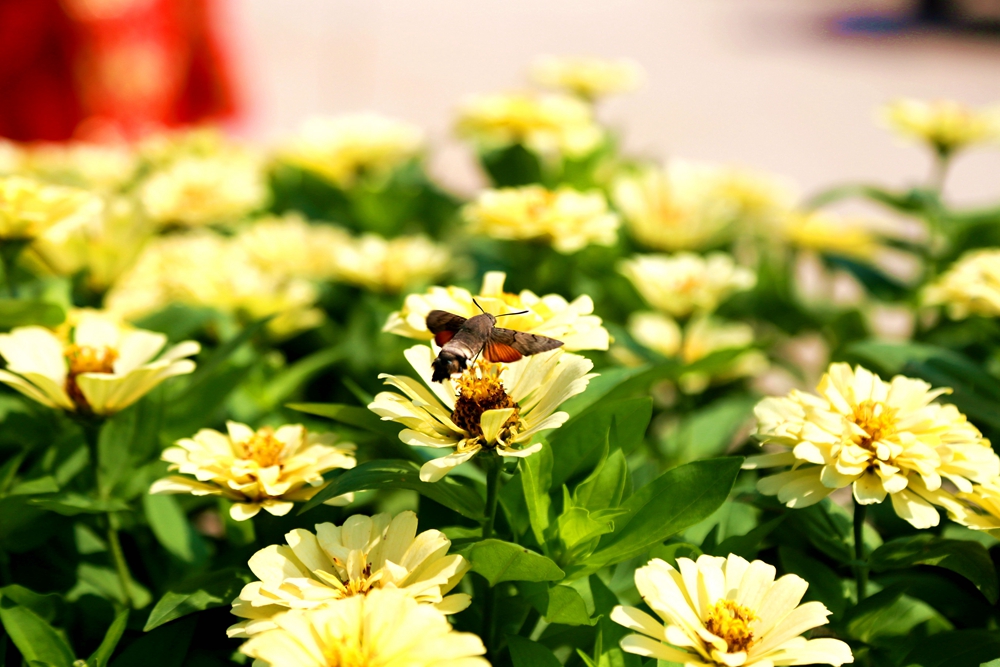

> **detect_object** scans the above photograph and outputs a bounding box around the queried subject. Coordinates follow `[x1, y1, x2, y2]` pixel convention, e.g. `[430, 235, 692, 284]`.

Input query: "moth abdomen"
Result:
[431, 350, 468, 383]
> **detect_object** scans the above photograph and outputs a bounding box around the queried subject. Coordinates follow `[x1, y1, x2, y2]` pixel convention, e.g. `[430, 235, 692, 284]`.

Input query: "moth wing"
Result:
[484, 341, 523, 363]
[427, 310, 466, 346]
[491, 327, 564, 356]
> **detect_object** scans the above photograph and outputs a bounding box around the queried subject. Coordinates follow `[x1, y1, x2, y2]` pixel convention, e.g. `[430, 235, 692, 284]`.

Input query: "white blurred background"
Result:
[224, 0, 1000, 203]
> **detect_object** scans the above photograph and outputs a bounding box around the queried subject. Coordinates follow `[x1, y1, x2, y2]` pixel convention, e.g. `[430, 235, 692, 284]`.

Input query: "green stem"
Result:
[853, 499, 868, 602]
[481, 454, 503, 658]
[106, 516, 133, 609]
[79, 417, 134, 609]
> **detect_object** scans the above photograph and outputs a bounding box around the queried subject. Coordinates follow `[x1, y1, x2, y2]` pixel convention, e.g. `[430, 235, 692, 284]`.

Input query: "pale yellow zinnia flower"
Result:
[778, 210, 880, 260]
[228, 511, 470, 637]
[463, 185, 619, 253]
[620, 252, 756, 318]
[104, 232, 323, 338]
[383, 271, 610, 352]
[139, 151, 268, 228]
[613, 162, 795, 252]
[629, 312, 767, 393]
[881, 98, 1000, 157]
[368, 345, 594, 481]
[0, 311, 198, 415]
[150, 421, 356, 521]
[279, 114, 425, 188]
[333, 233, 451, 293]
[612, 555, 853, 667]
[236, 214, 350, 281]
[22, 142, 139, 193]
[529, 55, 643, 100]
[746, 362, 998, 528]
[923, 248, 1000, 320]
[0, 175, 103, 242]
[239, 588, 489, 667]
[456, 91, 603, 158]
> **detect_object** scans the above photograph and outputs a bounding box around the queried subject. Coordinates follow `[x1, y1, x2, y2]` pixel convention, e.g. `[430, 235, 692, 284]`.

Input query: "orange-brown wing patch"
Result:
[435, 330, 456, 346]
[484, 342, 523, 363]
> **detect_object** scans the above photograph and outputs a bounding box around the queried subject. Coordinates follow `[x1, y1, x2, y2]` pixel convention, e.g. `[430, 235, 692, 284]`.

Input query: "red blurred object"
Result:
[0, 0, 238, 142]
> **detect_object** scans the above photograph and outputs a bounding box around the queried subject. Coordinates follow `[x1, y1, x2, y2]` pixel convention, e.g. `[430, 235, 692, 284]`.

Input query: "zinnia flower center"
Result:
[64, 344, 118, 410]
[240, 427, 285, 468]
[851, 399, 898, 451]
[705, 599, 757, 653]
[450, 361, 520, 445]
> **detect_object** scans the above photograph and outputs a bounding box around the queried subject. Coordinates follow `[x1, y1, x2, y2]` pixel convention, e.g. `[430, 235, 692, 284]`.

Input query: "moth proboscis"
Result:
[426, 300, 563, 382]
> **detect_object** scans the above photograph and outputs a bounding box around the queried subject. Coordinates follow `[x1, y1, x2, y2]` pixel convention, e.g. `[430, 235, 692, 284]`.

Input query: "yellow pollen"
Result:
[705, 599, 758, 653]
[851, 400, 898, 451]
[64, 344, 118, 411]
[450, 360, 520, 446]
[240, 427, 286, 468]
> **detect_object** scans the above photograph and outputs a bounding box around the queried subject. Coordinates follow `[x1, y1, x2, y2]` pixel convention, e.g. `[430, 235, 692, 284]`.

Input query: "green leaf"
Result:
[549, 398, 651, 489]
[288, 402, 405, 439]
[464, 539, 565, 586]
[648, 542, 703, 568]
[901, 630, 1000, 667]
[110, 616, 195, 667]
[0, 598, 75, 667]
[29, 494, 129, 516]
[709, 516, 784, 561]
[68, 563, 151, 609]
[573, 422, 629, 512]
[507, 635, 562, 667]
[259, 346, 346, 409]
[0, 299, 65, 329]
[660, 396, 756, 464]
[521, 442, 554, 548]
[569, 457, 742, 578]
[86, 608, 129, 667]
[845, 585, 951, 647]
[296, 459, 484, 519]
[481, 144, 543, 187]
[520, 582, 597, 626]
[99, 398, 164, 499]
[0, 585, 61, 622]
[141, 493, 207, 566]
[870, 535, 999, 603]
[143, 568, 253, 631]
[184, 316, 270, 387]
[8, 476, 59, 496]
[132, 304, 215, 342]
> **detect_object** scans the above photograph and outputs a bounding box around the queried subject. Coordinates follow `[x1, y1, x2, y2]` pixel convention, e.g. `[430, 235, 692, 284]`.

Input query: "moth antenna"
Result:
[495, 309, 530, 318]
[473, 299, 486, 314]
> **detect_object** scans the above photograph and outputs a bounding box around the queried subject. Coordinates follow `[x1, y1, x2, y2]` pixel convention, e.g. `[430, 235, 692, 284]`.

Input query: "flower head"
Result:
[529, 55, 643, 100]
[139, 151, 268, 228]
[923, 249, 1000, 320]
[22, 142, 139, 192]
[384, 272, 609, 351]
[613, 162, 795, 252]
[150, 421, 356, 521]
[456, 91, 603, 158]
[105, 232, 323, 338]
[881, 98, 1000, 157]
[238, 588, 489, 667]
[612, 555, 853, 667]
[746, 363, 998, 528]
[369, 345, 594, 481]
[278, 114, 425, 188]
[463, 186, 619, 253]
[333, 233, 451, 293]
[628, 312, 767, 393]
[236, 214, 350, 281]
[0, 176, 103, 242]
[228, 510, 470, 637]
[620, 252, 756, 318]
[0, 311, 198, 415]
[778, 210, 880, 260]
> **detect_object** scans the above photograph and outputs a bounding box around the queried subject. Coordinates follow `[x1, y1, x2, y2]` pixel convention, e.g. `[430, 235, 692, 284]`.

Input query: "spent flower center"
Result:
[851, 399, 898, 451]
[239, 427, 286, 468]
[450, 360, 520, 445]
[64, 344, 118, 410]
[705, 599, 758, 653]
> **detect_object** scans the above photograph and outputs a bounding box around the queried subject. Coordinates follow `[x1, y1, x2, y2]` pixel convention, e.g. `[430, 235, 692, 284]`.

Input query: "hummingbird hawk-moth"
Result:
[426, 301, 564, 382]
